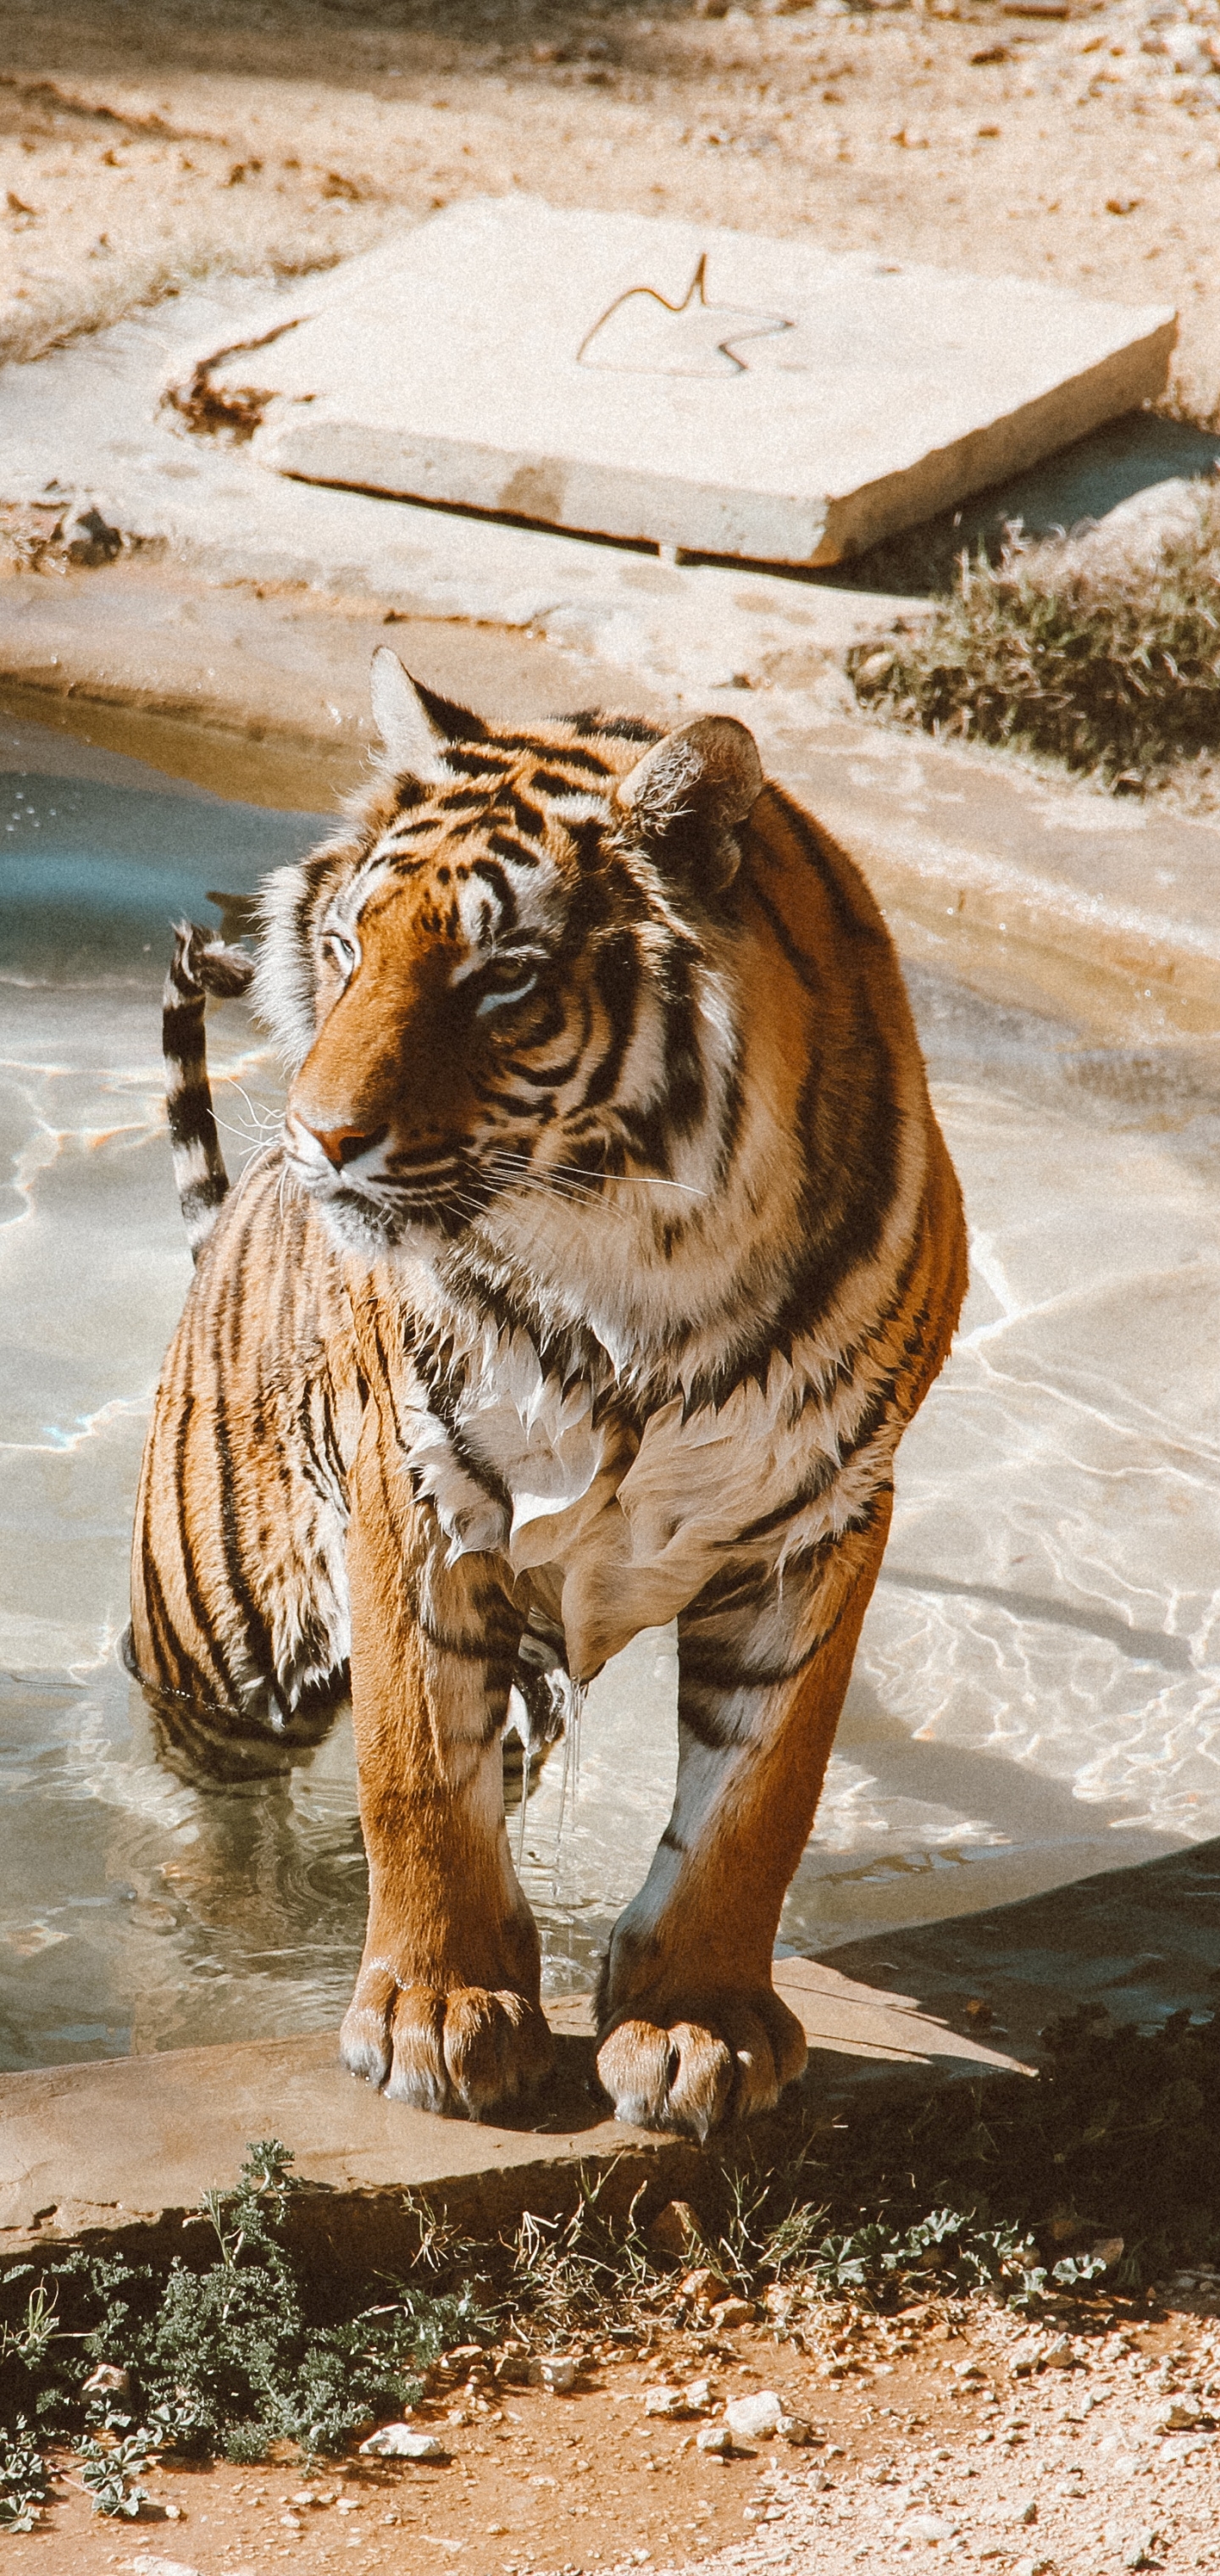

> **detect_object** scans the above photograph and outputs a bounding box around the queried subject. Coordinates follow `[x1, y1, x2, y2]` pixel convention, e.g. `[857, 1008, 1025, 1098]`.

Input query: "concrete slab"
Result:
[829, 404, 1220, 596]
[0, 1961, 1025, 2262]
[4, 1837, 1217, 2268]
[165, 199, 1176, 566]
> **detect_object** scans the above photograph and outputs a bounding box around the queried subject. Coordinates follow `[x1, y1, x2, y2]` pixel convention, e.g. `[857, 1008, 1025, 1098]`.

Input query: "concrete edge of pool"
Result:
[3, 553, 1220, 1047]
[3, 1842, 1217, 2264]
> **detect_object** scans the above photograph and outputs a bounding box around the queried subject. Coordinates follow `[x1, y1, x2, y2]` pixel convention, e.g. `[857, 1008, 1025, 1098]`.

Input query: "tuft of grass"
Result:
[847, 482, 1220, 791]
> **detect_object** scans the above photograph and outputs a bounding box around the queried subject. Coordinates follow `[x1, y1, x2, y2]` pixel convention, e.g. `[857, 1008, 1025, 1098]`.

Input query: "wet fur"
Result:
[127, 669, 968, 2134]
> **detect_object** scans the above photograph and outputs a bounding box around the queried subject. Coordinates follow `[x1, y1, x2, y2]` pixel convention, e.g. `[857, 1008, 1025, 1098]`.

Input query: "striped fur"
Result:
[128, 652, 968, 2135]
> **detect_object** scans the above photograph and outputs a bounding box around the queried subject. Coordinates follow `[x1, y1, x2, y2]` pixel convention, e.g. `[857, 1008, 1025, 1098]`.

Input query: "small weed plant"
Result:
[2, 2006, 1217, 2529]
[847, 481, 1220, 792]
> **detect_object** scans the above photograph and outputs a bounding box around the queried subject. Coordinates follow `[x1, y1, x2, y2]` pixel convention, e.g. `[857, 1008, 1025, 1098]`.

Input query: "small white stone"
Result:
[84, 2363, 131, 2398]
[696, 2424, 733, 2456]
[725, 2390, 784, 2440]
[358, 2424, 446, 2460]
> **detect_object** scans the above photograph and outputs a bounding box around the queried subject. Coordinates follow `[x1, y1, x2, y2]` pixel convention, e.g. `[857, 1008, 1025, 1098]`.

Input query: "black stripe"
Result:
[581, 930, 640, 1109]
[563, 712, 661, 747]
[469, 856, 517, 926]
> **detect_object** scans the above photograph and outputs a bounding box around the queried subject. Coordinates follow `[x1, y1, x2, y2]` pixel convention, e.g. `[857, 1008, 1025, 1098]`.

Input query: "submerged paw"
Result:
[341, 1968, 553, 2119]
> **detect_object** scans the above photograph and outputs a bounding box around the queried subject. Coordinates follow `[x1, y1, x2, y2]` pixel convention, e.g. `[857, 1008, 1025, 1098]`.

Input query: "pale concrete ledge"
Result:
[0, 1955, 1024, 2263]
[3, 553, 1217, 1047]
[4, 1842, 1217, 2269]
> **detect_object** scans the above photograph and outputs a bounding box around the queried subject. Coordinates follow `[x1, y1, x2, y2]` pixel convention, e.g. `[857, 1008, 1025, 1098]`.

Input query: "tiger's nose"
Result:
[304, 1121, 387, 1170]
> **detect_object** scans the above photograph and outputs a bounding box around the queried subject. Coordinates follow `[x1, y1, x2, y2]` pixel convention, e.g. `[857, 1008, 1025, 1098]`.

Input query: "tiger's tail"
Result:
[163, 921, 255, 1263]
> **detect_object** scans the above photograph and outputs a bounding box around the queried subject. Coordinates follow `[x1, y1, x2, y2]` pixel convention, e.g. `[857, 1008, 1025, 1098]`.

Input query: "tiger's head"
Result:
[258, 651, 765, 1290]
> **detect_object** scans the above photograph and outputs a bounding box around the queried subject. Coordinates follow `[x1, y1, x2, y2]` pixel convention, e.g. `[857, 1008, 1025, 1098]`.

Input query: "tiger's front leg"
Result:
[340, 1412, 553, 2118]
[596, 1493, 893, 2138]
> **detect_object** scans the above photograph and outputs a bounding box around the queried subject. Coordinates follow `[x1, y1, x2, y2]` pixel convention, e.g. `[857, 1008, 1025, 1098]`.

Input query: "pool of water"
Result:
[4, 709, 1220, 2070]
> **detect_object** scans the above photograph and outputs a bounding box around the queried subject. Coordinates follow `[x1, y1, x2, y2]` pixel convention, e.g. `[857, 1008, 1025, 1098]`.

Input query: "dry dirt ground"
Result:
[8, 2296, 1220, 2576]
[2, 0, 1220, 412]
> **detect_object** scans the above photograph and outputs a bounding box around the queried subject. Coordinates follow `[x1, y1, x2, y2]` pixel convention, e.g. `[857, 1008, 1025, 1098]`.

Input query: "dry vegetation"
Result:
[848, 481, 1220, 794]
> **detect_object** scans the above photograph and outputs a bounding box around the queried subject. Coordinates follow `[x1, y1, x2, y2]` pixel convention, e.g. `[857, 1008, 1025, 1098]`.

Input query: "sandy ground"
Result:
[2, 0, 1220, 410]
[8, 2293, 1220, 2575]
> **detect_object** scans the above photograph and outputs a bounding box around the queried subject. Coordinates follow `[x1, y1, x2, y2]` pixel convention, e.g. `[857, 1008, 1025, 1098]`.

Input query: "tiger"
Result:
[125, 646, 968, 2138]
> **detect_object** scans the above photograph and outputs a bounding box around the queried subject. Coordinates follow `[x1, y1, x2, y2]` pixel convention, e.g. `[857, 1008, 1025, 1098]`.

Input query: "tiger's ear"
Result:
[369, 647, 452, 782]
[615, 716, 763, 892]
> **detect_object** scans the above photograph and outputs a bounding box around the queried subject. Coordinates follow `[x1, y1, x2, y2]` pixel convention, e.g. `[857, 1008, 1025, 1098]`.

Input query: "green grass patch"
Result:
[846, 483, 1220, 791]
[2, 2005, 1218, 2528]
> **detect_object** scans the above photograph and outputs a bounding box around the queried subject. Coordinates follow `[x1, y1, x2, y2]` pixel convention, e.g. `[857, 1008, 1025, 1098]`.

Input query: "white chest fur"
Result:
[398, 1319, 896, 1682]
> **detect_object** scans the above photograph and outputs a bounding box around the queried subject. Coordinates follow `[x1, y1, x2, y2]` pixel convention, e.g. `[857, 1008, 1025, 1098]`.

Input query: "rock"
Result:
[1122, 2534, 1164, 2573]
[648, 2200, 706, 2260]
[530, 2354, 578, 2392]
[679, 2267, 729, 2309]
[64, 505, 123, 567]
[84, 2363, 131, 2397]
[1151, 2397, 1213, 2434]
[907, 2514, 958, 2543]
[123, 2561, 201, 2576]
[709, 2297, 754, 2329]
[725, 2390, 783, 2440]
[358, 2425, 446, 2460]
[644, 2387, 687, 2418]
[696, 2424, 733, 2456]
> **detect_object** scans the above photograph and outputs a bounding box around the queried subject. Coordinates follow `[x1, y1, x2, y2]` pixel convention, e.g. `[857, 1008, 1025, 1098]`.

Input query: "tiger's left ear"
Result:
[615, 715, 763, 893]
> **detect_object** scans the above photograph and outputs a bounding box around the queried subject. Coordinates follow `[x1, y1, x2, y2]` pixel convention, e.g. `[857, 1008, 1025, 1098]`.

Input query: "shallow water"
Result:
[3, 712, 1219, 2069]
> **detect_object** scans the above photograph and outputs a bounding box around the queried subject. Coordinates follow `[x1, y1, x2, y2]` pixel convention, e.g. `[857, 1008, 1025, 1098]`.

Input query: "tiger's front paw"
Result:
[596, 1990, 807, 2140]
[341, 1965, 554, 2119]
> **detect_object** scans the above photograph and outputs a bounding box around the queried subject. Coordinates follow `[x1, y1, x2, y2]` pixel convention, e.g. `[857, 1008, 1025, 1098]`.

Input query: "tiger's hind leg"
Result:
[128, 1159, 361, 1774]
[338, 1407, 554, 2120]
[594, 1494, 892, 2139]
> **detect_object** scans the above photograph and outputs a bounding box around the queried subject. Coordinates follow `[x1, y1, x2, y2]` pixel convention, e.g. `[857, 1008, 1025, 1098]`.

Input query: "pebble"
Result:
[83, 2362, 131, 2397]
[358, 2424, 446, 2460]
[124, 2561, 200, 2576]
[679, 2266, 730, 2309]
[726, 2390, 784, 2439]
[907, 2512, 958, 2542]
[1152, 2397, 1213, 2433]
[696, 2425, 734, 2457]
[647, 2200, 705, 2259]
